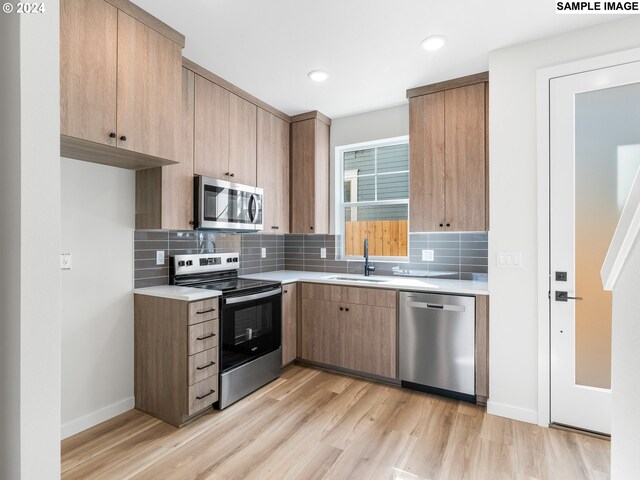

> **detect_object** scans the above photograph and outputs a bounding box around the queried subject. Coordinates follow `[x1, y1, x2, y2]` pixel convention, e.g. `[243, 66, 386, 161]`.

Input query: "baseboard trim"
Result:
[487, 400, 538, 425]
[61, 396, 135, 439]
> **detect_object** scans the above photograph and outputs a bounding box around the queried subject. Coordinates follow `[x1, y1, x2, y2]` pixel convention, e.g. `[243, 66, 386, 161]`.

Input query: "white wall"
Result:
[488, 16, 640, 423]
[611, 239, 640, 479]
[329, 104, 409, 233]
[61, 158, 135, 438]
[0, 4, 62, 479]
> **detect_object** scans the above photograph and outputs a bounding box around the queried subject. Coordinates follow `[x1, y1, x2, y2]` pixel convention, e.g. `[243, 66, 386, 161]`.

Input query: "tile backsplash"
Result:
[134, 230, 488, 288]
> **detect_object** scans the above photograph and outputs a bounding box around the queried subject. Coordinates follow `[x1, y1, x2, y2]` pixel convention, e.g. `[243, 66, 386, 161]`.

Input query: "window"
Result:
[336, 136, 409, 259]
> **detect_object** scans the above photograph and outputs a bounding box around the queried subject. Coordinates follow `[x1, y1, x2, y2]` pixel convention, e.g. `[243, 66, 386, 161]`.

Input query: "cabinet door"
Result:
[257, 109, 290, 232]
[313, 120, 330, 234]
[194, 75, 230, 179]
[409, 92, 446, 232]
[116, 11, 182, 162]
[229, 94, 257, 186]
[161, 67, 195, 229]
[60, 0, 117, 146]
[290, 119, 316, 233]
[341, 304, 397, 378]
[444, 83, 486, 231]
[300, 299, 342, 366]
[282, 284, 297, 365]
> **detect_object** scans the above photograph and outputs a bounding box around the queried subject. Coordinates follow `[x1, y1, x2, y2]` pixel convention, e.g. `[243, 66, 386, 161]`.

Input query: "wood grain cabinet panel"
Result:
[408, 78, 488, 232]
[257, 108, 290, 232]
[135, 67, 195, 230]
[229, 94, 257, 186]
[188, 320, 219, 355]
[290, 115, 330, 234]
[188, 348, 219, 385]
[60, 0, 118, 146]
[282, 283, 297, 366]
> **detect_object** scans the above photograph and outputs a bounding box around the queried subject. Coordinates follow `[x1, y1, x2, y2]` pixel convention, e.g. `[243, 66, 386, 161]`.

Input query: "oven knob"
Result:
[233, 257, 238, 262]
[186, 260, 193, 266]
[178, 261, 185, 267]
[226, 258, 232, 263]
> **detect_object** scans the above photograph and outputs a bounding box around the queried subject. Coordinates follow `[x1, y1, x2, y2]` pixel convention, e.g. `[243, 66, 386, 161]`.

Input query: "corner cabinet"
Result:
[290, 112, 331, 234]
[408, 73, 488, 232]
[299, 283, 397, 379]
[281, 283, 297, 365]
[60, 0, 184, 169]
[257, 108, 290, 233]
[134, 295, 220, 427]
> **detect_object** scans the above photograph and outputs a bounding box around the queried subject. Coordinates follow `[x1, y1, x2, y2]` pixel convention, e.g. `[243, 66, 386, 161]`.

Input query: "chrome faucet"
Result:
[363, 238, 375, 276]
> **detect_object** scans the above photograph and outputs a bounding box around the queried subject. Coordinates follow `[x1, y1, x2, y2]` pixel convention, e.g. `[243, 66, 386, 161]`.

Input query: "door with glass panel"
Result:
[550, 61, 640, 434]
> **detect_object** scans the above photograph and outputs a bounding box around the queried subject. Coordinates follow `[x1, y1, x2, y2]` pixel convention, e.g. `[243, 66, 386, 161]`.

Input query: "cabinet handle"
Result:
[284, 290, 288, 294]
[345, 307, 350, 312]
[439, 223, 444, 227]
[230, 173, 235, 177]
[224, 172, 230, 176]
[446, 223, 451, 227]
[272, 226, 278, 230]
[196, 308, 215, 315]
[197, 333, 216, 341]
[339, 307, 344, 311]
[119, 135, 127, 141]
[196, 389, 215, 400]
[189, 221, 195, 225]
[109, 132, 116, 138]
[196, 361, 216, 371]
[310, 226, 314, 230]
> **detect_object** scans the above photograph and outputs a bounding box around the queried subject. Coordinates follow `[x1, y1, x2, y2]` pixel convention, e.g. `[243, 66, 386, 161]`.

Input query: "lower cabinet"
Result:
[134, 295, 219, 426]
[282, 283, 297, 366]
[299, 283, 397, 379]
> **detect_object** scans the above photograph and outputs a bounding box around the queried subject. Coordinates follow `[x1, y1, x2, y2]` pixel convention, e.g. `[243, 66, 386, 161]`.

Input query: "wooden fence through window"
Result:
[344, 220, 408, 257]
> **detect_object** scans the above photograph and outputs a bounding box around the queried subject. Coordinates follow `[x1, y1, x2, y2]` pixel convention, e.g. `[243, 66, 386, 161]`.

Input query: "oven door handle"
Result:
[224, 287, 281, 305]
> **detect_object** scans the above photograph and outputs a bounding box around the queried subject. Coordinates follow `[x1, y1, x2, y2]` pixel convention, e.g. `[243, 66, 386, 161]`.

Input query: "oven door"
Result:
[220, 287, 281, 373]
[196, 176, 263, 231]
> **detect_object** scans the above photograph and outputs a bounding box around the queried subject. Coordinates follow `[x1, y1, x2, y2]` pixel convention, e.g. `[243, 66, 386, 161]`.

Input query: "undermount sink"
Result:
[328, 276, 389, 284]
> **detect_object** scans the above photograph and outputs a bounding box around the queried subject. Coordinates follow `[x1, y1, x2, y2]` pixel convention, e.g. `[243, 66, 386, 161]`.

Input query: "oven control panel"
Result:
[174, 253, 239, 276]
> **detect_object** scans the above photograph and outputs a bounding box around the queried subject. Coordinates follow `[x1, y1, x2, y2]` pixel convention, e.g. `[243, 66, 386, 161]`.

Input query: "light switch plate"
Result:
[60, 253, 72, 270]
[156, 250, 165, 265]
[320, 248, 327, 259]
[422, 249, 435, 262]
[497, 252, 523, 267]
[261, 247, 267, 258]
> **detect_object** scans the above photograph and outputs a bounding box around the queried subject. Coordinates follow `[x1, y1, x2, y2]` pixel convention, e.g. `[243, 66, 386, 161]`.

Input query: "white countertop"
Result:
[133, 285, 221, 302]
[240, 270, 489, 296]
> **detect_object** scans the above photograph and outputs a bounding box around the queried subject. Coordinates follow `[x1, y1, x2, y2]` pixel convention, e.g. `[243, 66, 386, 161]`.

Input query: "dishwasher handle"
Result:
[406, 300, 466, 312]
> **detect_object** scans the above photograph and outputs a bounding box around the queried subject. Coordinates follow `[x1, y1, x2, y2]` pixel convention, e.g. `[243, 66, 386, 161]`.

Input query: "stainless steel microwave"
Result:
[194, 176, 264, 231]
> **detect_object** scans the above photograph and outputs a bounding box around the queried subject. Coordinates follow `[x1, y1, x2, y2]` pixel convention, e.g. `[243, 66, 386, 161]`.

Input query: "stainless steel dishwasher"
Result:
[399, 291, 476, 403]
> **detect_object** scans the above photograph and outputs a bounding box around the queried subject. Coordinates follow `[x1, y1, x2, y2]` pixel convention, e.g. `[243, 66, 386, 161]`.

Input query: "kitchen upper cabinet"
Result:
[135, 67, 195, 230]
[408, 75, 488, 232]
[60, 0, 184, 170]
[194, 76, 257, 186]
[257, 108, 290, 233]
[281, 283, 297, 366]
[299, 283, 397, 379]
[290, 113, 331, 234]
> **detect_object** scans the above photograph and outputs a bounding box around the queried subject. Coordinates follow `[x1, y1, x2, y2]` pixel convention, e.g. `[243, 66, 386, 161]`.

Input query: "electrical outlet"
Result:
[421, 249, 435, 262]
[320, 248, 327, 259]
[497, 252, 523, 267]
[156, 250, 165, 265]
[261, 247, 267, 259]
[60, 253, 72, 270]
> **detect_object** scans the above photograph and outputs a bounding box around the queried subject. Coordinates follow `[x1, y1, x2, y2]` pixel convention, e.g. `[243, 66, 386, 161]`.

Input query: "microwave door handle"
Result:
[249, 194, 258, 224]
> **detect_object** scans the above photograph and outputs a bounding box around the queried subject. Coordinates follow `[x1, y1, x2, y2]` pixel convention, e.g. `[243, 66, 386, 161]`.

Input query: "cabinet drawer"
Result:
[188, 375, 218, 415]
[188, 348, 219, 385]
[188, 298, 218, 325]
[188, 320, 218, 355]
[301, 283, 396, 308]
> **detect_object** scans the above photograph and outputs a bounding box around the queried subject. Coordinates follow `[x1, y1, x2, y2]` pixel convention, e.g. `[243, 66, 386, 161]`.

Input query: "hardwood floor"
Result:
[61, 365, 610, 480]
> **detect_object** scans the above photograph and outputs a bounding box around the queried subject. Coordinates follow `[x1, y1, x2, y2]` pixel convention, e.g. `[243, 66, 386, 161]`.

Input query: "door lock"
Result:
[555, 291, 583, 302]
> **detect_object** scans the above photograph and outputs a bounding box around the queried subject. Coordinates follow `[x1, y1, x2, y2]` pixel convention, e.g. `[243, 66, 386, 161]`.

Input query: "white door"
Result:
[550, 61, 640, 435]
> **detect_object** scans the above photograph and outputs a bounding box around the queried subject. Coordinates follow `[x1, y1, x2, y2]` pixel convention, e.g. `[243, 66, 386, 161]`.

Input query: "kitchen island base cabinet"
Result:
[299, 284, 397, 380]
[134, 294, 219, 427]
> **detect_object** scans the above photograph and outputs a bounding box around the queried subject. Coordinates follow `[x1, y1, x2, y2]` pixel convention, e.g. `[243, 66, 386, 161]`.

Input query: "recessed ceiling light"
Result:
[421, 35, 446, 51]
[308, 70, 329, 82]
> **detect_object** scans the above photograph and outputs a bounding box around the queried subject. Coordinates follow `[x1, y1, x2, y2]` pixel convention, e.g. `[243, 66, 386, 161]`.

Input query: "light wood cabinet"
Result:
[282, 283, 297, 366]
[299, 283, 397, 379]
[194, 76, 257, 186]
[290, 112, 331, 234]
[257, 108, 290, 233]
[60, 0, 184, 170]
[408, 75, 488, 232]
[134, 294, 219, 427]
[135, 67, 195, 229]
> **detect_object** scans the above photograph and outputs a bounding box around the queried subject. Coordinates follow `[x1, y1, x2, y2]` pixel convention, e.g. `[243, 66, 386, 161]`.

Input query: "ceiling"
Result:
[132, 0, 626, 118]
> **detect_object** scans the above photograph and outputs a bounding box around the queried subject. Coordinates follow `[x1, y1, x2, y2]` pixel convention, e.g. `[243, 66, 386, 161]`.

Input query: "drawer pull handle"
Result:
[196, 389, 215, 400]
[197, 333, 216, 341]
[196, 361, 216, 370]
[196, 308, 215, 315]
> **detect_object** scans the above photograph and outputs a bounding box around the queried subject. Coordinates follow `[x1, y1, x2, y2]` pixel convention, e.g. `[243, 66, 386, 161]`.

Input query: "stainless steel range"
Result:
[172, 253, 282, 409]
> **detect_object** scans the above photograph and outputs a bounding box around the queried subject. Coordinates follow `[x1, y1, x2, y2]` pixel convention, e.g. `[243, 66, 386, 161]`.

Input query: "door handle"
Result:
[555, 291, 583, 302]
